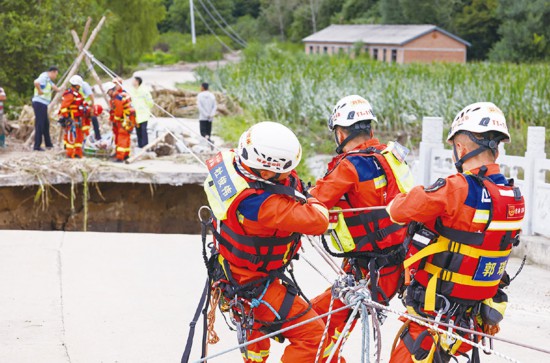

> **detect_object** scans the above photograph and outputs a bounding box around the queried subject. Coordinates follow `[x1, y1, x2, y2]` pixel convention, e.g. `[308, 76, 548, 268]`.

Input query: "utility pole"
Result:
[190, 0, 196, 45]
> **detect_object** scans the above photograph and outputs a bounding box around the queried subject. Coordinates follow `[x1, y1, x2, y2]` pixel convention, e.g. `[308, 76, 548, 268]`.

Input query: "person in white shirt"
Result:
[197, 82, 217, 142]
[32, 66, 59, 151]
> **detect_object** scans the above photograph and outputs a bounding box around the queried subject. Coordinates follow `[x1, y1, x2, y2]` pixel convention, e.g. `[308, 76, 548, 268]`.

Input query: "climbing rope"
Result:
[192, 302, 356, 363]
[314, 293, 334, 363]
[300, 250, 334, 285]
[359, 295, 525, 363]
[207, 288, 221, 345]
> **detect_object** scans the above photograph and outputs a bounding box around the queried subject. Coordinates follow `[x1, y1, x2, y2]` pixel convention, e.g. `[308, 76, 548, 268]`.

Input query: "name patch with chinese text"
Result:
[473, 256, 509, 282]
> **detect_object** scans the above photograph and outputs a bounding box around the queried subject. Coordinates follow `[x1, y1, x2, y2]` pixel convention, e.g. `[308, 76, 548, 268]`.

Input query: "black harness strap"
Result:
[220, 223, 300, 248]
[434, 218, 485, 246]
[181, 277, 210, 363]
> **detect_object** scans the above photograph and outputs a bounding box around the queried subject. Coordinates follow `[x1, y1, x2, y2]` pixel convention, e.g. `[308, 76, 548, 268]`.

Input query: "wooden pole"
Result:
[48, 16, 106, 114]
[79, 17, 92, 51]
[125, 132, 169, 164]
[25, 16, 106, 148]
[71, 29, 108, 105]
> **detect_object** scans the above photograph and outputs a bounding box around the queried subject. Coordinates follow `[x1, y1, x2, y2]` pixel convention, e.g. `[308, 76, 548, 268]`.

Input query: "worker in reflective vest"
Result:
[309, 95, 414, 362]
[58, 75, 86, 158]
[388, 102, 524, 363]
[105, 80, 136, 162]
[204, 121, 331, 363]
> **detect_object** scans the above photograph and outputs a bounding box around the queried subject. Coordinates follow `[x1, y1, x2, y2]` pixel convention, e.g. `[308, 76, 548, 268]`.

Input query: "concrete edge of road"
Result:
[512, 235, 550, 269]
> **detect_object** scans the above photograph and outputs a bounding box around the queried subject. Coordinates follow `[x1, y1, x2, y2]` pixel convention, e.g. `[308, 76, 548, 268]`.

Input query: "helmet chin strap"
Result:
[453, 131, 506, 173]
[334, 122, 372, 154]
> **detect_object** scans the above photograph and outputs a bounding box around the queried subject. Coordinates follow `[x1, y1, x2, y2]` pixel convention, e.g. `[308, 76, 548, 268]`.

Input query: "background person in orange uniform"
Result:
[388, 102, 525, 363]
[309, 95, 412, 361]
[58, 75, 86, 158]
[203, 121, 331, 363]
[106, 80, 136, 162]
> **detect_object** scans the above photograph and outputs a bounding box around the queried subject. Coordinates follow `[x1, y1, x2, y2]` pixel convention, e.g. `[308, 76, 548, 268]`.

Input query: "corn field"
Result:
[197, 43, 550, 154]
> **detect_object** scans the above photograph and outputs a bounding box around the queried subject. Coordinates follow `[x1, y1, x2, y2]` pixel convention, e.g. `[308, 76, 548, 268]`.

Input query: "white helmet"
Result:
[69, 75, 84, 87]
[103, 81, 116, 92]
[328, 95, 377, 131]
[448, 102, 510, 143]
[237, 121, 302, 174]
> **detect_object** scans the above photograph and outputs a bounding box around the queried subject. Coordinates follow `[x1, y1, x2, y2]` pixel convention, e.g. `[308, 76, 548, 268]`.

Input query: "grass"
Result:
[197, 43, 550, 157]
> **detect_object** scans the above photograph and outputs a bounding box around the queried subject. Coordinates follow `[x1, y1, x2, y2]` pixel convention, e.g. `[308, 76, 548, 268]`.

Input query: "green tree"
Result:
[338, 0, 380, 23]
[94, 0, 166, 72]
[259, 0, 300, 40]
[380, 0, 404, 23]
[233, 0, 262, 18]
[317, 0, 345, 27]
[490, 0, 550, 62]
[0, 0, 96, 97]
[453, 0, 500, 60]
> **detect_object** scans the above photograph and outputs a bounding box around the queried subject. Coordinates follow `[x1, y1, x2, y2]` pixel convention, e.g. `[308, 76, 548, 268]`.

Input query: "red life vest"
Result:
[329, 146, 407, 255]
[60, 89, 85, 118]
[405, 171, 525, 311]
[205, 152, 307, 272]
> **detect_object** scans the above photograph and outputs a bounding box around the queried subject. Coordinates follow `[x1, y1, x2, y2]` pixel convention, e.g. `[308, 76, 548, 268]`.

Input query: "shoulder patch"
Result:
[424, 178, 446, 193]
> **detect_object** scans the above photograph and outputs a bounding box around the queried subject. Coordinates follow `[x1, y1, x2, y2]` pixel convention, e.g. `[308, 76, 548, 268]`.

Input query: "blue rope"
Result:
[249, 280, 281, 320]
[361, 304, 370, 363]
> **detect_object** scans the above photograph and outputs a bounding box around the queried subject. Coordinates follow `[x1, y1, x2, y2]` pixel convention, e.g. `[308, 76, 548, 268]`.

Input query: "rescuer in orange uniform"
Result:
[203, 121, 331, 362]
[58, 75, 86, 158]
[105, 80, 136, 161]
[388, 102, 525, 363]
[308, 95, 414, 361]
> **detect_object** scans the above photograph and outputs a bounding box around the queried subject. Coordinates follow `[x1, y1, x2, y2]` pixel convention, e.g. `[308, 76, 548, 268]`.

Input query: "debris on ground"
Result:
[151, 87, 241, 118]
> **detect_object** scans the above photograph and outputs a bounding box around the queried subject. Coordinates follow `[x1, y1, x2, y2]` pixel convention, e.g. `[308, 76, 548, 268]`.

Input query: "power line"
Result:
[194, 7, 236, 53]
[196, 0, 247, 48]
[203, 0, 247, 46]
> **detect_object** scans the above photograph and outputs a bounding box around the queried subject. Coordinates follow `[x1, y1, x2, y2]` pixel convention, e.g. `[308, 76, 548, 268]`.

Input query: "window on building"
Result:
[391, 49, 397, 62]
[309, 46, 313, 54]
[383, 48, 387, 62]
[316, 46, 320, 54]
[364, 46, 369, 54]
[338, 47, 344, 55]
[323, 46, 328, 54]
[372, 48, 378, 60]
[331, 46, 335, 54]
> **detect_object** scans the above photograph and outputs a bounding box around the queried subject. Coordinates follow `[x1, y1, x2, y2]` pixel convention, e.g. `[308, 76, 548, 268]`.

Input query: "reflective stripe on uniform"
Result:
[487, 219, 524, 231]
[373, 174, 387, 189]
[242, 349, 269, 362]
[322, 328, 345, 358]
[472, 209, 490, 223]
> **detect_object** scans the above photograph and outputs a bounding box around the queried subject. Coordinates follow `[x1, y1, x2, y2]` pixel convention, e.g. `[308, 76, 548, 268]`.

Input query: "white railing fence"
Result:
[413, 117, 549, 237]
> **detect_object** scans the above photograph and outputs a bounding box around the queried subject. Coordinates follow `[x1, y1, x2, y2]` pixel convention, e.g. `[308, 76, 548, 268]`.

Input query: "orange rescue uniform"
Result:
[59, 87, 86, 158]
[207, 152, 331, 363]
[388, 164, 524, 363]
[309, 138, 408, 362]
[109, 89, 136, 161]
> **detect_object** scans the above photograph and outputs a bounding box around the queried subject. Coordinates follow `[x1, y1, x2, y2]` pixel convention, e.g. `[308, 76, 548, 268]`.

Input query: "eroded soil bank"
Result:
[0, 183, 207, 233]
